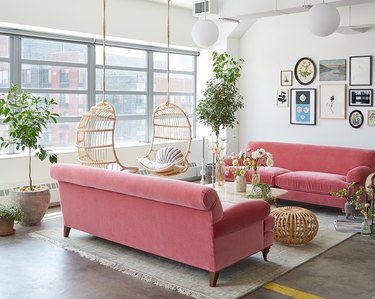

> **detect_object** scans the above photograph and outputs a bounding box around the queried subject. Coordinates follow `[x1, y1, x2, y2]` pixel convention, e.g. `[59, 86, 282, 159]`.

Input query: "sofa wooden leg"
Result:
[262, 247, 270, 261]
[64, 226, 71, 238]
[209, 271, 219, 287]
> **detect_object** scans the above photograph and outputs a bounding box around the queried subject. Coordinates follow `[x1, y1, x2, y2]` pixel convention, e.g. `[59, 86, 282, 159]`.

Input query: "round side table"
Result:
[271, 206, 319, 245]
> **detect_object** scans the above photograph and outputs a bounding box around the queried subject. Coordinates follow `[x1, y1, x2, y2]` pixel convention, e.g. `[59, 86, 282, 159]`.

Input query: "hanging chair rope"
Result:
[166, 0, 170, 106]
[102, 0, 107, 103]
[137, 0, 192, 176]
[75, 0, 138, 173]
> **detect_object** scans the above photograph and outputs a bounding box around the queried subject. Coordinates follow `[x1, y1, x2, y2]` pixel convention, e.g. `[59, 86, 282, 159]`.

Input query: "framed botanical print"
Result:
[368, 110, 375, 126]
[290, 88, 316, 125]
[349, 56, 372, 86]
[349, 110, 364, 128]
[349, 89, 373, 107]
[277, 89, 289, 107]
[280, 70, 293, 86]
[294, 57, 316, 85]
[320, 84, 346, 119]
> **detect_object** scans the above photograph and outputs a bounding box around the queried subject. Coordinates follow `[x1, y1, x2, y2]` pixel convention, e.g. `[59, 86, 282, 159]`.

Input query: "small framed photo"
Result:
[320, 84, 346, 119]
[277, 89, 289, 107]
[368, 110, 375, 126]
[349, 56, 372, 86]
[349, 110, 364, 128]
[349, 89, 373, 106]
[294, 57, 316, 85]
[290, 88, 316, 125]
[280, 70, 293, 86]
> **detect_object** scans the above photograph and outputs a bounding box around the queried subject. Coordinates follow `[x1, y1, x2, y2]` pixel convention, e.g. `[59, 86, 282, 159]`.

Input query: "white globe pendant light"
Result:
[308, 3, 340, 37]
[192, 19, 219, 48]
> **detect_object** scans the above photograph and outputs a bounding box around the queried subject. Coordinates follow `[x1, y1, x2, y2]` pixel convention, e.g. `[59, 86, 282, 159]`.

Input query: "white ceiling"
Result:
[147, 0, 193, 9]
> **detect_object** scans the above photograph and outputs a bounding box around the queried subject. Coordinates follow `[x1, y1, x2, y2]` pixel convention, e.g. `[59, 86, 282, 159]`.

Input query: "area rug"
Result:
[31, 210, 355, 299]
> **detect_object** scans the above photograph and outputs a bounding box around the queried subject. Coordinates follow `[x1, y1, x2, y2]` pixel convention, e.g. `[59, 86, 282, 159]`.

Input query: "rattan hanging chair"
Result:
[75, 0, 138, 173]
[137, 0, 192, 176]
[76, 101, 138, 172]
[138, 102, 192, 176]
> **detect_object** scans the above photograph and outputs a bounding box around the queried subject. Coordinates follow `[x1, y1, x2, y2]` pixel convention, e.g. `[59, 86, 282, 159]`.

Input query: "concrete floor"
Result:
[1, 206, 375, 299]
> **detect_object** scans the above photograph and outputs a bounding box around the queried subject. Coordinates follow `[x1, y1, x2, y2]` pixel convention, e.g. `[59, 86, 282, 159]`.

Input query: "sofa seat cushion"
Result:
[275, 171, 348, 195]
[226, 167, 290, 186]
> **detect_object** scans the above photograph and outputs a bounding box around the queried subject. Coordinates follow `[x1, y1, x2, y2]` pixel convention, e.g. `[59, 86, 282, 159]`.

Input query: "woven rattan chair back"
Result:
[76, 101, 138, 173]
[141, 102, 192, 176]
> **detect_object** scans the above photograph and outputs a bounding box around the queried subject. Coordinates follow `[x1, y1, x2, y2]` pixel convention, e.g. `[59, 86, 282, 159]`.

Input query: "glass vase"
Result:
[361, 218, 371, 236]
[251, 169, 260, 186]
[215, 160, 225, 187]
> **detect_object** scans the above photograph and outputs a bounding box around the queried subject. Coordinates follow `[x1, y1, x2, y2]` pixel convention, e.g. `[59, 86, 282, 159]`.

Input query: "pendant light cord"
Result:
[166, 0, 170, 106]
[102, 0, 107, 103]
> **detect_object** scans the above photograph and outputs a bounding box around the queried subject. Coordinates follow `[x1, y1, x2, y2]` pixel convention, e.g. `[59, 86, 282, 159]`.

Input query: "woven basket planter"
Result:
[271, 206, 319, 245]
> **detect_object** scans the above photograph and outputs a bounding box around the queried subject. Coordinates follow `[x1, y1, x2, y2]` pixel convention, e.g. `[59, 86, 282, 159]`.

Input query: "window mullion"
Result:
[147, 51, 154, 143]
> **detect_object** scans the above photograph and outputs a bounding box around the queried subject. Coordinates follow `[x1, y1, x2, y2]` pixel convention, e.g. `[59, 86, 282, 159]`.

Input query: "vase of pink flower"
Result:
[228, 148, 274, 188]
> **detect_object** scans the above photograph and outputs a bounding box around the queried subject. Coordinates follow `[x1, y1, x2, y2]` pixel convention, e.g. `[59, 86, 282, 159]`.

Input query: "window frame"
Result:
[0, 28, 198, 154]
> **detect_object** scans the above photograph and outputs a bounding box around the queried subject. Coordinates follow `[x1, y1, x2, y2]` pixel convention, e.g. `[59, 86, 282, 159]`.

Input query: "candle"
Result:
[202, 137, 205, 160]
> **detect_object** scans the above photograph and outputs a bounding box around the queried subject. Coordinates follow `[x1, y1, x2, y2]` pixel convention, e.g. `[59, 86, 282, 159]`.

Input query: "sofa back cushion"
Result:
[247, 141, 375, 175]
[51, 164, 223, 223]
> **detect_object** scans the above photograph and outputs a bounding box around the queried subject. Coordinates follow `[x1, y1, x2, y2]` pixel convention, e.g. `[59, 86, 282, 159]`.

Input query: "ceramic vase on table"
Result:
[251, 169, 260, 186]
[235, 176, 247, 192]
[215, 160, 225, 187]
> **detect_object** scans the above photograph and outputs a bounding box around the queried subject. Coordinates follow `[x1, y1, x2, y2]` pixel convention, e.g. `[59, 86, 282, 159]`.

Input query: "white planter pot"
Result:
[10, 186, 50, 226]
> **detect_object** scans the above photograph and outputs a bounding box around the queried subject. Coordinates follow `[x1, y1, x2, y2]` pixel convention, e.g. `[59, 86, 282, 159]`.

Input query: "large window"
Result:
[0, 31, 197, 154]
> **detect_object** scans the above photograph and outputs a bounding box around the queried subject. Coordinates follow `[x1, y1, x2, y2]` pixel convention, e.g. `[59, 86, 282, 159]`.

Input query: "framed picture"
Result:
[349, 110, 364, 128]
[280, 70, 293, 86]
[349, 56, 372, 86]
[368, 110, 375, 126]
[349, 89, 373, 106]
[320, 84, 346, 119]
[319, 59, 346, 81]
[290, 88, 316, 125]
[277, 89, 289, 107]
[294, 57, 316, 85]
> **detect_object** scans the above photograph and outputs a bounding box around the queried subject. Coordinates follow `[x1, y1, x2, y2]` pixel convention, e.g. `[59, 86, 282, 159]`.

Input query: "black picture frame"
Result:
[349, 56, 372, 86]
[294, 57, 316, 85]
[349, 89, 373, 107]
[349, 110, 364, 128]
[290, 88, 316, 125]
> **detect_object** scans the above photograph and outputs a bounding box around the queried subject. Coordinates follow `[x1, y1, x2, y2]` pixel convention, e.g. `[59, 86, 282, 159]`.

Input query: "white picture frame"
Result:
[320, 84, 346, 119]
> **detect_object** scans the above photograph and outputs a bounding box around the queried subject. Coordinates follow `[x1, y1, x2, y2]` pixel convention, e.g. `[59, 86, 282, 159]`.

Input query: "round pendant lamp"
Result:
[308, 3, 340, 37]
[192, 19, 219, 48]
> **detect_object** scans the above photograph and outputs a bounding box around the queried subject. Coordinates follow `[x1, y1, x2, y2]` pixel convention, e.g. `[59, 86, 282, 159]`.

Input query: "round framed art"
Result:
[294, 57, 316, 85]
[349, 110, 364, 128]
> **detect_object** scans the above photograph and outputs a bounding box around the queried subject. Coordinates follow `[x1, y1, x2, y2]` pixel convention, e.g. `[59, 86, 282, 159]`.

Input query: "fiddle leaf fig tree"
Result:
[0, 84, 59, 191]
[196, 51, 244, 145]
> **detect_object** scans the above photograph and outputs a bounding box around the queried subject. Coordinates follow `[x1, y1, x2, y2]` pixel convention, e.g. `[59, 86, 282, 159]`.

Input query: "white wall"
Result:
[238, 12, 375, 150]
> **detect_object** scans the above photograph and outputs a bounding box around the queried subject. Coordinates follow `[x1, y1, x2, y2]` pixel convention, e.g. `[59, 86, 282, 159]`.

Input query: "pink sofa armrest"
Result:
[214, 200, 270, 237]
[346, 166, 374, 183]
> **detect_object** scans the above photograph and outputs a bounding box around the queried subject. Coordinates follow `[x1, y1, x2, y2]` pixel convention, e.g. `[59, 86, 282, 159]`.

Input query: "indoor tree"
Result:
[196, 51, 244, 154]
[0, 84, 59, 190]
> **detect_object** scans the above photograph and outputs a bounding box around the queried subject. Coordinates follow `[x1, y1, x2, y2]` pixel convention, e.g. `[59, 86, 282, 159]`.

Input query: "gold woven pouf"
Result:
[271, 206, 319, 245]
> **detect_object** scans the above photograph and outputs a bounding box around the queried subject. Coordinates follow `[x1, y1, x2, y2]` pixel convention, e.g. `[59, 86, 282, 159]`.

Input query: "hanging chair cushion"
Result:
[138, 146, 184, 171]
[156, 146, 183, 164]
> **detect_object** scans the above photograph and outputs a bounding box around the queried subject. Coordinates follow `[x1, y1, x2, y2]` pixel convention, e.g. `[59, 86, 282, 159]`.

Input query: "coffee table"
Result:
[209, 182, 288, 206]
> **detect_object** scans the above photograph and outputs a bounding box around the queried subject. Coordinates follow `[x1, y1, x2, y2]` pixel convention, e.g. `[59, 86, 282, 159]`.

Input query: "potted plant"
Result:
[0, 204, 23, 236]
[0, 84, 59, 226]
[330, 182, 365, 219]
[197, 51, 244, 184]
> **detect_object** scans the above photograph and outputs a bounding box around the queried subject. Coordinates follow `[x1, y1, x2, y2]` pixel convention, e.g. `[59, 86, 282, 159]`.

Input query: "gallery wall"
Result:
[238, 12, 375, 150]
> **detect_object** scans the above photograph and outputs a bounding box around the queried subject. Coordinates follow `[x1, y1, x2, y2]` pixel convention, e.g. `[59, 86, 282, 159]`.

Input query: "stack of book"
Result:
[334, 215, 364, 233]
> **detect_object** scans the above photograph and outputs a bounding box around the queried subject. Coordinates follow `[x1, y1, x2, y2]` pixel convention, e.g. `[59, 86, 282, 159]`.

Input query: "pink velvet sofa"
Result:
[226, 141, 375, 209]
[50, 163, 274, 287]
